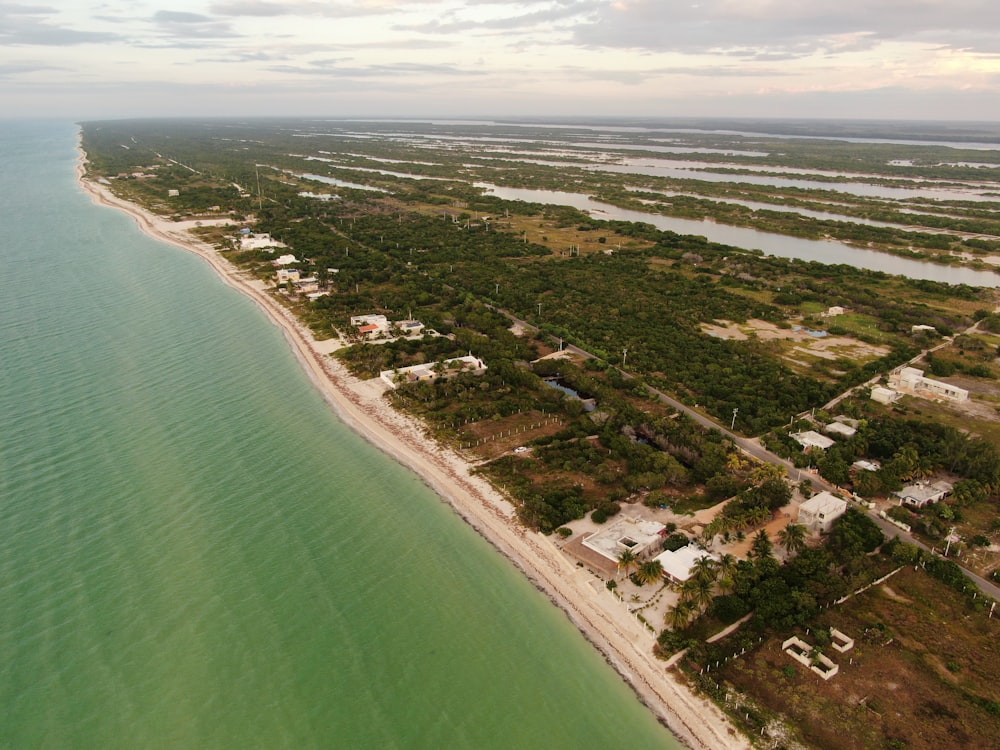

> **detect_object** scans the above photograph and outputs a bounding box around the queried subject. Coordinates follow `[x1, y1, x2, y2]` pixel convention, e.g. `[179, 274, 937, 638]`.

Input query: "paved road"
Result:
[493, 306, 1000, 600]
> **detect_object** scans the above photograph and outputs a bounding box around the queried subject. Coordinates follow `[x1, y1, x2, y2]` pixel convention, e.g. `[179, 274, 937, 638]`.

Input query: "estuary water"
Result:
[0, 121, 678, 748]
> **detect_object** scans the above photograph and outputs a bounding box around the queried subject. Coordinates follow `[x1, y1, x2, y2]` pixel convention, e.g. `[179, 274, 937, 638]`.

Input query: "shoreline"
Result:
[76, 155, 748, 750]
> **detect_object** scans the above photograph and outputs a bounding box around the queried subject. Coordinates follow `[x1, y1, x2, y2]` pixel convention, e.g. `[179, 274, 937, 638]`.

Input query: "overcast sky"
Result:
[3, 0, 999, 121]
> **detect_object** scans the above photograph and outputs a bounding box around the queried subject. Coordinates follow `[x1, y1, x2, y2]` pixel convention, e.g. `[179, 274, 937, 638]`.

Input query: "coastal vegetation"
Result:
[80, 117, 1000, 749]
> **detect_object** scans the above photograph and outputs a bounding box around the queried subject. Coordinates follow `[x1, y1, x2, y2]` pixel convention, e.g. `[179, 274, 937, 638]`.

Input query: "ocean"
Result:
[0, 120, 679, 748]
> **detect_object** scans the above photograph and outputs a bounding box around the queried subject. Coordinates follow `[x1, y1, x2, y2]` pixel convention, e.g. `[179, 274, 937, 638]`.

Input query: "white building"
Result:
[791, 430, 835, 451]
[888, 367, 968, 403]
[653, 545, 717, 583]
[351, 314, 390, 332]
[581, 516, 666, 565]
[797, 491, 848, 533]
[240, 233, 287, 251]
[894, 480, 953, 508]
[395, 320, 426, 337]
[870, 386, 901, 405]
[824, 422, 857, 439]
[379, 355, 487, 389]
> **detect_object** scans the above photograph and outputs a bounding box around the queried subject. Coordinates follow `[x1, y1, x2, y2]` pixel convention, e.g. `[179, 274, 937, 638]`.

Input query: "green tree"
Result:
[777, 523, 808, 557]
[617, 548, 638, 577]
[637, 559, 665, 586]
[748, 529, 774, 562]
[715, 553, 739, 594]
[667, 599, 695, 631]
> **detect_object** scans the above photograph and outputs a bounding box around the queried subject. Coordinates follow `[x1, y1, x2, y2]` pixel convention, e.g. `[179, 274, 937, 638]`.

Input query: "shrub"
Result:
[710, 594, 750, 624]
[663, 532, 689, 551]
[591, 500, 621, 524]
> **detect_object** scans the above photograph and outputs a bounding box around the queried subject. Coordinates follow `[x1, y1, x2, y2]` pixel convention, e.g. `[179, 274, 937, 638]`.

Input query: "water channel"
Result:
[474, 183, 1000, 287]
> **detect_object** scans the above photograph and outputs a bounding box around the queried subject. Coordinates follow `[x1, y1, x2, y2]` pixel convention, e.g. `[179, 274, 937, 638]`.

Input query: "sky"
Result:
[3, 0, 1000, 121]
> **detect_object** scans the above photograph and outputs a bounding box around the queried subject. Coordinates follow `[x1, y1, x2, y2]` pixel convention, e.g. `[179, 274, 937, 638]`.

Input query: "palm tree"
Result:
[617, 548, 638, 578]
[715, 553, 738, 594]
[667, 599, 695, 631]
[778, 523, 808, 557]
[690, 555, 718, 585]
[748, 529, 774, 561]
[637, 559, 664, 586]
[677, 574, 713, 609]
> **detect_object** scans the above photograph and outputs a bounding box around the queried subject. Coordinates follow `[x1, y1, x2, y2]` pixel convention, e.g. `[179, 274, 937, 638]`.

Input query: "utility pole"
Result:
[537, 302, 542, 318]
[731, 407, 739, 430]
[622, 347, 628, 368]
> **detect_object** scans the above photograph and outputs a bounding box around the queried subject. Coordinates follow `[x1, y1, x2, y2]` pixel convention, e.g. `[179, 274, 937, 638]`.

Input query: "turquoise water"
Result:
[0, 121, 679, 748]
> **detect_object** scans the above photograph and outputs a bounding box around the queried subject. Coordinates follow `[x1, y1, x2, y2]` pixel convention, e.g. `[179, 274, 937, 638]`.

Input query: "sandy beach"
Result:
[77, 156, 748, 750]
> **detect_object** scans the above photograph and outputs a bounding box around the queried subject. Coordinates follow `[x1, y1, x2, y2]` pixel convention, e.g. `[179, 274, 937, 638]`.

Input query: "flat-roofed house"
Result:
[653, 545, 718, 583]
[380, 355, 487, 389]
[797, 491, 848, 533]
[894, 480, 953, 508]
[580, 517, 667, 566]
[791, 430, 835, 451]
[889, 367, 968, 403]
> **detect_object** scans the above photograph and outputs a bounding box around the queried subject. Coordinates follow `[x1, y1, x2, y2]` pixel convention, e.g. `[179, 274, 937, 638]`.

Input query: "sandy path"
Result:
[77, 158, 748, 750]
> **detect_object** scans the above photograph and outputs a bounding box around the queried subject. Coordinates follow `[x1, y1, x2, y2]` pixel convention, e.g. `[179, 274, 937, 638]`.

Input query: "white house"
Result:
[275, 268, 300, 283]
[395, 320, 425, 337]
[888, 367, 968, 403]
[351, 314, 390, 335]
[824, 422, 857, 438]
[797, 491, 848, 533]
[870, 386, 901, 405]
[379, 355, 487, 389]
[894, 480, 953, 508]
[240, 233, 287, 251]
[653, 545, 718, 584]
[791, 430, 835, 451]
[581, 517, 666, 565]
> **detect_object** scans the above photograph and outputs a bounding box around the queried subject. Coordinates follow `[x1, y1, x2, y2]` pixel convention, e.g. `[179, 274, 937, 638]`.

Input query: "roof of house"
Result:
[894, 480, 953, 504]
[653, 545, 717, 583]
[581, 516, 666, 562]
[791, 430, 835, 450]
[824, 422, 857, 438]
[799, 491, 848, 519]
[358, 324, 380, 333]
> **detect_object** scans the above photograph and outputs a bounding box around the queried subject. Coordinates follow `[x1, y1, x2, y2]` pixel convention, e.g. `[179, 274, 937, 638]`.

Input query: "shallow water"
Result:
[0, 121, 678, 749]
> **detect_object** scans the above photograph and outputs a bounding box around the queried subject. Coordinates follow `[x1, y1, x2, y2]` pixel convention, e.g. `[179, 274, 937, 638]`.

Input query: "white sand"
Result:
[77, 156, 749, 750]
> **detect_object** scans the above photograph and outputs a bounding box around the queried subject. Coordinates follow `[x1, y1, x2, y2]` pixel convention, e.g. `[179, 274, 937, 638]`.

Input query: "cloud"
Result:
[210, 0, 399, 18]
[0, 60, 61, 77]
[0, 2, 124, 45]
[266, 59, 486, 77]
[150, 8, 239, 39]
[399, 0, 599, 35]
[569, 0, 1000, 59]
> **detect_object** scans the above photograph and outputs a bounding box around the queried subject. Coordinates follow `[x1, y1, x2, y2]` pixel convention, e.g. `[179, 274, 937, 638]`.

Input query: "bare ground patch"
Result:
[702, 319, 889, 362]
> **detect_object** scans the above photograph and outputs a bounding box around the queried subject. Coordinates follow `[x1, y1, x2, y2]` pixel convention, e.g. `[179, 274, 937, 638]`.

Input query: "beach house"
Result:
[894, 480, 953, 508]
[797, 491, 847, 533]
[578, 517, 667, 572]
[653, 545, 718, 584]
[379, 355, 487, 389]
[888, 367, 968, 403]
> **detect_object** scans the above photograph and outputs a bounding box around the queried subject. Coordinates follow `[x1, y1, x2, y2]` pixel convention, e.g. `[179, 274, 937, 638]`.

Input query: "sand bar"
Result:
[77, 152, 748, 750]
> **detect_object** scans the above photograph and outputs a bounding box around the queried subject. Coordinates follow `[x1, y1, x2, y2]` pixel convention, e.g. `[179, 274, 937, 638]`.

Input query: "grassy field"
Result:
[714, 566, 1000, 749]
